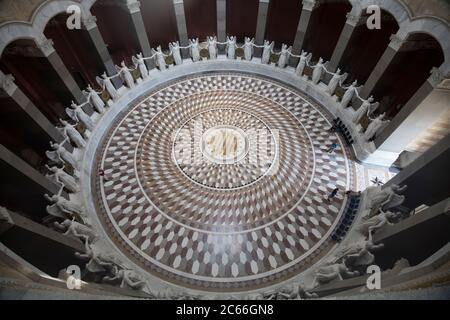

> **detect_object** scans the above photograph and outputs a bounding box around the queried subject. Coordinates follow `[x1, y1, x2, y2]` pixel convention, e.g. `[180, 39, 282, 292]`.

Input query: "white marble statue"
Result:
[75, 238, 115, 279]
[46, 140, 78, 169]
[261, 40, 274, 65]
[313, 262, 359, 286]
[45, 187, 83, 218]
[59, 119, 86, 149]
[207, 36, 218, 59]
[335, 239, 384, 269]
[82, 85, 105, 114]
[103, 266, 146, 290]
[295, 51, 312, 77]
[45, 164, 78, 193]
[341, 80, 361, 108]
[357, 209, 396, 237]
[169, 41, 183, 65]
[326, 68, 348, 96]
[66, 101, 94, 131]
[152, 46, 167, 71]
[352, 96, 379, 124]
[226, 36, 236, 59]
[116, 61, 135, 88]
[364, 113, 389, 141]
[96, 72, 118, 101]
[277, 44, 290, 68]
[312, 58, 328, 85]
[367, 184, 407, 212]
[190, 38, 200, 62]
[53, 218, 95, 242]
[244, 37, 254, 61]
[132, 53, 149, 80]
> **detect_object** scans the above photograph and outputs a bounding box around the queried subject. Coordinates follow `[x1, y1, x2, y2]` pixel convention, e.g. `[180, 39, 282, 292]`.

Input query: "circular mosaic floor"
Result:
[93, 73, 355, 291]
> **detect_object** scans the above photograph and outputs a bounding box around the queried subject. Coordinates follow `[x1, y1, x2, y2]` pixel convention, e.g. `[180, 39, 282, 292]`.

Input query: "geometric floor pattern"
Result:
[93, 73, 355, 291]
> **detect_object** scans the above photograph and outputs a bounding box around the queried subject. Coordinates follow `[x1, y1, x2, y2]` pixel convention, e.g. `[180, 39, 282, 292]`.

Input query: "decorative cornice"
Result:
[302, 0, 316, 11]
[346, 13, 362, 27]
[36, 36, 55, 57]
[83, 15, 98, 31]
[0, 73, 17, 96]
[127, 1, 141, 14]
[388, 34, 405, 51]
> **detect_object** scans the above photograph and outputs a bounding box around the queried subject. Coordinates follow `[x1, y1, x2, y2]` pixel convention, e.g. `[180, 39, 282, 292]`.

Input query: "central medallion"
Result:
[201, 125, 248, 164]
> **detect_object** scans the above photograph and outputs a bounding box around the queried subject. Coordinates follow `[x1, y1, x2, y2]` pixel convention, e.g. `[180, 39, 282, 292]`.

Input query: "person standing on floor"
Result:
[327, 187, 339, 201]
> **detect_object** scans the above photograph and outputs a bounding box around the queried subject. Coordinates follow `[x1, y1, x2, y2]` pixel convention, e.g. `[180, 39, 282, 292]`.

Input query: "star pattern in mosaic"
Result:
[93, 73, 355, 291]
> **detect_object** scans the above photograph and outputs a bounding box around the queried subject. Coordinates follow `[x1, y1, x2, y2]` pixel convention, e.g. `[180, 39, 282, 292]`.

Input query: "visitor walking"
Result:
[327, 187, 339, 201]
[326, 142, 338, 153]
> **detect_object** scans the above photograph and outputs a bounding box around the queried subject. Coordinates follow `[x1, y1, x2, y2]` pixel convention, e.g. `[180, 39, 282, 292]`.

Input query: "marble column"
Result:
[217, 0, 226, 43]
[35, 36, 83, 104]
[328, 12, 363, 72]
[0, 144, 60, 195]
[0, 71, 63, 143]
[375, 68, 450, 155]
[82, 15, 121, 87]
[126, 0, 154, 68]
[290, 0, 316, 65]
[360, 34, 404, 99]
[173, 0, 189, 58]
[254, 0, 270, 57]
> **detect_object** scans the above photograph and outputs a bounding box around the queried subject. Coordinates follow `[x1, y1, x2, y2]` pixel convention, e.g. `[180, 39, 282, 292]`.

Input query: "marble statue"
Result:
[132, 53, 149, 80]
[82, 85, 105, 114]
[75, 238, 115, 278]
[59, 119, 86, 149]
[312, 58, 328, 85]
[326, 68, 348, 95]
[364, 113, 389, 141]
[66, 101, 94, 131]
[46, 140, 78, 169]
[368, 184, 407, 212]
[277, 44, 290, 68]
[152, 46, 167, 71]
[207, 36, 218, 59]
[96, 72, 118, 101]
[244, 37, 254, 61]
[190, 38, 200, 62]
[335, 239, 384, 269]
[341, 80, 361, 108]
[314, 261, 359, 286]
[269, 283, 318, 300]
[295, 51, 312, 77]
[169, 41, 183, 65]
[352, 96, 379, 124]
[116, 61, 135, 88]
[357, 209, 396, 237]
[45, 164, 78, 193]
[45, 187, 84, 219]
[226, 36, 236, 59]
[261, 40, 274, 65]
[103, 266, 146, 290]
[54, 218, 95, 242]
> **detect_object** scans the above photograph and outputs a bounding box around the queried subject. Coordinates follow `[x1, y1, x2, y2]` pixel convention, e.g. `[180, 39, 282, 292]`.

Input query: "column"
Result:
[290, 0, 316, 60]
[328, 12, 363, 72]
[82, 15, 121, 87]
[375, 68, 450, 156]
[35, 36, 83, 104]
[381, 132, 450, 209]
[0, 144, 60, 195]
[359, 34, 404, 99]
[173, 0, 189, 57]
[217, 0, 226, 43]
[254, 0, 270, 56]
[0, 71, 63, 143]
[126, 0, 154, 68]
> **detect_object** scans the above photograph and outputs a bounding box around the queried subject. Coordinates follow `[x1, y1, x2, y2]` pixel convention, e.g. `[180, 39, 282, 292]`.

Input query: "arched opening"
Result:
[226, 0, 258, 42]
[141, 0, 179, 48]
[91, 0, 141, 65]
[184, 0, 217, 41]
[303, 0, 352, 61]
[370, 33, 445, 120]
[264, 0, 302, 48]
[43, 13, 105, 88]
[340, 9, 399, 83]
[0, 39, 74, 124]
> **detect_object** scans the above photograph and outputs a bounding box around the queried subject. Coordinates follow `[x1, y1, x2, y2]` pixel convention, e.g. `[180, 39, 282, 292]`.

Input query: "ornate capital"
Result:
[389, 34, 405, 51]
[428, 67, 450, 89]
[0, 73, 17, 96]
[36, 36, 55, 57]
[127, 0, 141, 14]
[346, 13, 361, 27]
[83, 15, 98, 30]
[0, 206, 13, 224]
[302, 0, 316, 11]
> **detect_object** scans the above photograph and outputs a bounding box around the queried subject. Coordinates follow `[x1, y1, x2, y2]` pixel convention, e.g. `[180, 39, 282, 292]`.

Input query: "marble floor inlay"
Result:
[93, 73, 355, 291]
